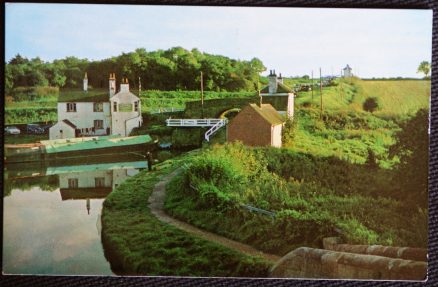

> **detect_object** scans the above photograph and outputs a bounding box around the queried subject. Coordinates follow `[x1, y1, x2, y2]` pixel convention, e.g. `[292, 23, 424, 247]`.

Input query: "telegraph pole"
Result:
[257, 78, 261, 106]
[311, 70, 314, 100]
[320, 68, 323, 120]
[200, 71, 204, 118]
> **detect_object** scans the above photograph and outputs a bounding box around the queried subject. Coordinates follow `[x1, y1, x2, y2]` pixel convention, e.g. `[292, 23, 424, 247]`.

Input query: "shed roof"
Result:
[249, 103, 284, 125]
[260, 82, 293, 94]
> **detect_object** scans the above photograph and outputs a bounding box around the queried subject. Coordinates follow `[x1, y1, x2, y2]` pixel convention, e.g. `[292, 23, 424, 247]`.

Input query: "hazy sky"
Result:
[5, 3, 432, 78]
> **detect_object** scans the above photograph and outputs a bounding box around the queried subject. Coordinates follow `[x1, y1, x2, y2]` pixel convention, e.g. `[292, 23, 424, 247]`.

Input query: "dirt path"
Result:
[148, 167, 281, 263]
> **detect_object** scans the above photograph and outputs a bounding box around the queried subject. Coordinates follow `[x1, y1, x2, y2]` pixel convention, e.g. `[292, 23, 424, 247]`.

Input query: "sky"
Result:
[5, 3, 433, 78]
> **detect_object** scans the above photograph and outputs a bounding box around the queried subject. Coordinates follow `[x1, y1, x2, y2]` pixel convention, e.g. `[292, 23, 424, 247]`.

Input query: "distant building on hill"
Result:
[227, 103, 285, 147]
[260, 70, 295, 118]
[343, 64, 352, 77]
[49, 73, 142, 140]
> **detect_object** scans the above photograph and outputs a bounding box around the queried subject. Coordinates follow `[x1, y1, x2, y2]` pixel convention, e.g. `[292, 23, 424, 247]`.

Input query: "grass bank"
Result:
[295, 78, 430, 118]
[164, 144, 427, 257]
[287, 108, 398, 167]
[4, 134, 49, 144]
[101, 153, 271, 277]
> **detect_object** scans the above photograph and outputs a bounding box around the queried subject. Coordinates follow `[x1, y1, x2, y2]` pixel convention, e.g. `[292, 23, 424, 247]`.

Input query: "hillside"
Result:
[295, 78, 430, 118]
[286, 78, 430, 166]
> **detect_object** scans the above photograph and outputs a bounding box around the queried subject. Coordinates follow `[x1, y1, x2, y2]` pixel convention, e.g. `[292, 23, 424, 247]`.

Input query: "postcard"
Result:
[3, 3, 432, 281]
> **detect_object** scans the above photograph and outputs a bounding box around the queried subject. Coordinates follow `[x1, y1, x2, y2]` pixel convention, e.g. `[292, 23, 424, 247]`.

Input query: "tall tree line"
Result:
[5, 47, 265, 93]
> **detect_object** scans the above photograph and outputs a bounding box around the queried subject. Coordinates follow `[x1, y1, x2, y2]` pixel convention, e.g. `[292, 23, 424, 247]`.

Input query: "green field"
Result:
[295, 78, 430, 117]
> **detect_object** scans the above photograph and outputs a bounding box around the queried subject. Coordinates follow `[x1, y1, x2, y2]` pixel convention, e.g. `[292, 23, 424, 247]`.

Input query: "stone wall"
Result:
[270, 247, 427, 280]
[270, 238, 427, 280]
[323, 237, 427, 262]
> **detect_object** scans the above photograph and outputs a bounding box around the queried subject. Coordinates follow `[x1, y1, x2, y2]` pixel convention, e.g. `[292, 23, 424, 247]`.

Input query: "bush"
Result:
[5, 107, 57, 124]
[363, 97, 380, 113]
[171, 128, 203, 148]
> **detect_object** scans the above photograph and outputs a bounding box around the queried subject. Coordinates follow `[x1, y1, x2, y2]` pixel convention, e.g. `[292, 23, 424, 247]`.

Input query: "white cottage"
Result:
[110, 77, 142, 136]
[260, 70, 295, 118]
[49, 73, 142, 139]
[343, 64, 352, 77]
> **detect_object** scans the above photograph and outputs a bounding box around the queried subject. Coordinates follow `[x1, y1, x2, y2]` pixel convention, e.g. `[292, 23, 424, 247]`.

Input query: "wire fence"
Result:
[188, 181, 276, 219]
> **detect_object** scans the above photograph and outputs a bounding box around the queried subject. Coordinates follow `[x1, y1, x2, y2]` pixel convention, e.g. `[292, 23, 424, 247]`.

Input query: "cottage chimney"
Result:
[268, 69, 278, 94]
[83, 72, 88, 92]
[278, 73, 283, 84]
[109, 73, 116, 98]
[120, 77, 130, 92]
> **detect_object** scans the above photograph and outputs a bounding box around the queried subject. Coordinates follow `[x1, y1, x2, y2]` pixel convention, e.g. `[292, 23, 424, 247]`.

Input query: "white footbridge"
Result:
[166, 118, 228, 141]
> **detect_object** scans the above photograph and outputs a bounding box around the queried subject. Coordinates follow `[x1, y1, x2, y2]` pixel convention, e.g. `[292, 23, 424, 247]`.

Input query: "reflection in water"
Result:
[3, 156, 147, 275]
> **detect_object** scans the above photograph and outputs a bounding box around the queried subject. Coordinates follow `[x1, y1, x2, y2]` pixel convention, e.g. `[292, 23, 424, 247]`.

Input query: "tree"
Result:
[363, 97, 380, 113]
[389, 109, 429, 208]
[417, 61, 431, 78]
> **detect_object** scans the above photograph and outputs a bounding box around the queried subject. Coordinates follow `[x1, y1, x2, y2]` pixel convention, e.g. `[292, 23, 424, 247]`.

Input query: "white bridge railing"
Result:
[166, 118, 226, 127]
[166, 118, 228, 142]
[205, 119, 227, 142]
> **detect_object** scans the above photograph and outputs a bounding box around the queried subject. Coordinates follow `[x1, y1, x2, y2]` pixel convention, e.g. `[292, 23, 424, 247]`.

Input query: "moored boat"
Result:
[4, 134, 155, 164]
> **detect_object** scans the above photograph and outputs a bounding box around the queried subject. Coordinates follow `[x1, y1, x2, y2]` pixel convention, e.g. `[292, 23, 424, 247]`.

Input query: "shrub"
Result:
[171, 128, 203, 148]
[363, 97, 380, 113]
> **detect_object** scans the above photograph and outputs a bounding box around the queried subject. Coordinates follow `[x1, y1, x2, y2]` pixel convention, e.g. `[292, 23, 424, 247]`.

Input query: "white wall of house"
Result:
[287, 93, 295, 118]
[271, 124, 282, 148]
[110, 91, 142, 137]
[49, 121, 76, 140]
[57, 102, 111, 135]
[59, 170, 113, 189]
[343, 67, 352, 77]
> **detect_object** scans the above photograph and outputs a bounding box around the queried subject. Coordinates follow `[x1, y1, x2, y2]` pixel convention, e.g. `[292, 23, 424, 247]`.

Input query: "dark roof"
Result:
[260, 82, 293, 94]
[62, 119, 77, 129]
[58, 89, 109, 102]
[249, 103, 284, 125]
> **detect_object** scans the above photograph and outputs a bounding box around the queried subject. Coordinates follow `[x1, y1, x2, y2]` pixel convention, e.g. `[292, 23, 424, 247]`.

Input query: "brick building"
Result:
[227, 103, 284, 147]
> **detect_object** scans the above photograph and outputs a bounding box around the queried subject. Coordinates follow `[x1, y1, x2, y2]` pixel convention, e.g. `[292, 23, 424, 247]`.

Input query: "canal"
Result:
[3, 154, 148, 275]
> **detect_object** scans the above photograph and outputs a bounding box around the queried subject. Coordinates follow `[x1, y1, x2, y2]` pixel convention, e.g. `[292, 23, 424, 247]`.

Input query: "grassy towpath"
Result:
[149, 167, 281, 263]
[101, 155, 272, 277]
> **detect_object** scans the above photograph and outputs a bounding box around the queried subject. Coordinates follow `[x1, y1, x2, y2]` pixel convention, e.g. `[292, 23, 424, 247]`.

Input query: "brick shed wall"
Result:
[228, 105, 272, 147]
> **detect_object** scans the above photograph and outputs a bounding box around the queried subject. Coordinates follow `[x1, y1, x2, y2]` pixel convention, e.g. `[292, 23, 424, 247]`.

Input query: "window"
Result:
[119, 104, 132, 112]
[113, 102, 118, 112]
[67, 103, 76, 112]
[93, 102, 103, 112]
[134, 101, 139, 112]
[68, 178, 78, 188]
[94, 120, 104, 130]
[95, 177, 105, 187]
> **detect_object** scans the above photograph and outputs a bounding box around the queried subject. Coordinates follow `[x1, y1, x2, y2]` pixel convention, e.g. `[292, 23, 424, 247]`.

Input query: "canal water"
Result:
[3, 155, 148, 275]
